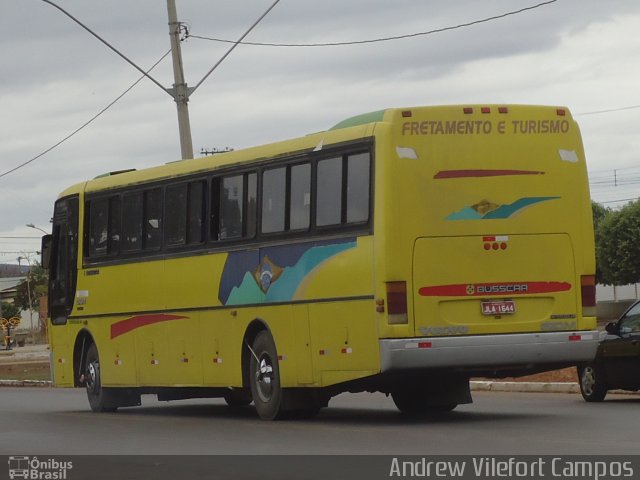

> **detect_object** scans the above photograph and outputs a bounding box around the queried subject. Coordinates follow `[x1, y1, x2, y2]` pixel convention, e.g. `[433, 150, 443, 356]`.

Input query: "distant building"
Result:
[0, 276, 24, 303]
[0, 276, 38, 330]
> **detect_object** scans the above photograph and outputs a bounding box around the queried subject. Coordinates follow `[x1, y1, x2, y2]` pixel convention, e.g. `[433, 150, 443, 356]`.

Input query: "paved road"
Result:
[1, 387, 639, 455]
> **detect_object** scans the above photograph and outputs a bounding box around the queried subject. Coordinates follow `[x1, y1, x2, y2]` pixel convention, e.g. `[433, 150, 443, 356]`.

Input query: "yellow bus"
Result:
[43, 104, 599, 419]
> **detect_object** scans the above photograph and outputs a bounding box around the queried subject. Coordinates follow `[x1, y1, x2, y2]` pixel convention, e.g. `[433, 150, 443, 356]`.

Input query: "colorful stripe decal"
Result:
[434, 170, 545, 179]
[447, 196, 560, 220]
[418, 281, 571, 297]
[111, 313, 188, 339]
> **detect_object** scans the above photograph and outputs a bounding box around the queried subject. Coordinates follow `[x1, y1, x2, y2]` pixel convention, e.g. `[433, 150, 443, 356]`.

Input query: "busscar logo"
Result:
[8, 457, 72, 480]
[476, 284, 529, 294]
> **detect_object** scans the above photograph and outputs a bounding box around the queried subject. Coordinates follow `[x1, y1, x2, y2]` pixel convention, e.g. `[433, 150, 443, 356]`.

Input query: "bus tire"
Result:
[391, 389, 457, 415]
[249, 330, 286, 420]
[85, 343, 117, 413]
[578, 363, 607, 402]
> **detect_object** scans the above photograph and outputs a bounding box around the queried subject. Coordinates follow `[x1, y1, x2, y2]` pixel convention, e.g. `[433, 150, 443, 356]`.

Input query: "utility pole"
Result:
[167, 0, 194, 160]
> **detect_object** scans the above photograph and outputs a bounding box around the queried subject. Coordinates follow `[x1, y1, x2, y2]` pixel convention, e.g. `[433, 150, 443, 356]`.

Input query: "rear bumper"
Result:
[379, 331, 599, 373]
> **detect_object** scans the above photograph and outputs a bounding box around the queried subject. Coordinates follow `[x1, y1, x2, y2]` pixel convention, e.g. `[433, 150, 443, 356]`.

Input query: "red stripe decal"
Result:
[111, 314, 189, 339]
[419, 281, 571, 297]
[434, 170, 545, 179]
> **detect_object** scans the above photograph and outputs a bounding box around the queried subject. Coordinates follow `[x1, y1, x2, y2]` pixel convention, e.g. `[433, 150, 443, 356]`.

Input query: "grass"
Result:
[0, 362, 51, 382]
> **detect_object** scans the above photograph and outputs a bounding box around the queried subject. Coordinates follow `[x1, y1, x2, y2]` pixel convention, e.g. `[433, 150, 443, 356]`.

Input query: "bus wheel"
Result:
[578, 364, 607, 402]
[85, 343, 117, 413]
[249, 330, 285, 420]
[224, 389, 252, 408]
[391, 389, 457, 415]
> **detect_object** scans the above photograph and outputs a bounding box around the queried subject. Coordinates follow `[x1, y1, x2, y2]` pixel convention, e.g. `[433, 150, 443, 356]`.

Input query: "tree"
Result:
[592, 201, 611, 284]
[14, 262, 48, 313]
[592, 201, 610, 231]
[596, 200, 640, 285]
[0, 301, 21, 320]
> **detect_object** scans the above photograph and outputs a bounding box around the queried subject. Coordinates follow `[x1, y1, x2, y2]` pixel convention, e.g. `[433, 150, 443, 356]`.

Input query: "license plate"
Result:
[481, 300, 515, 315]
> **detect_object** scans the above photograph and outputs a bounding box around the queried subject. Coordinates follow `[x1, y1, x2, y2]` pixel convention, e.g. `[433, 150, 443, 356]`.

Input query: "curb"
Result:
[0, 379, 52, 387]
[471, 380, 579, 394]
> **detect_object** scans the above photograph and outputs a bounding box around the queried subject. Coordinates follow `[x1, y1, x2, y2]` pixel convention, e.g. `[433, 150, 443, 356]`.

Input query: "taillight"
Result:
[386, 281, 408, 324]
[581, 275, 596, 318]
[581, 275, 596, 307]
[387, 282, 407, 314]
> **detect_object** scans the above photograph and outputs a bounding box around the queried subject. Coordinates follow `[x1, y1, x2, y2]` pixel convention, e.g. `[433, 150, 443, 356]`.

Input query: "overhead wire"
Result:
[576, 104, 640, 116]
[1, 0, 282, 180]
[188, 0, 558, 47]
[0, 50, 171, 180]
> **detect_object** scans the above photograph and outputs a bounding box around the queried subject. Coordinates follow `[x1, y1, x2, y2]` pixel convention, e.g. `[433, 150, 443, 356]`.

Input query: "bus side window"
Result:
[290, 163, 310, 231]
[165, 183, 188, 246]
[316, 157, 342, 226]
[261, 167, 286, 234]
[122, 193, 143, 252]
[315, 153, 370, 227]
[86, 195, 120, 259]
[246, 173, 257, 238]
[88, 198, 108, 257]
[108, 195, 121, 254]
[144, 188, 162, 250]
[346, 152, 370, 223]
[187, 180, 206, 244]
[220, 175, 244, 240]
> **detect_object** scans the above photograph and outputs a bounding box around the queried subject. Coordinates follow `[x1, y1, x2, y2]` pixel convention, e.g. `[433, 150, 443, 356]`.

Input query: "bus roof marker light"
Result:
[556, 109, 566, 116]
[498, 107, 509, 114]
[481, 107, 491, 114]
[559, 149, 579, 163]
[401, 110, 412, 118]
[395, 146, 418, 160]
[463, 107, 473, 114]
[313, 139, 324, 152]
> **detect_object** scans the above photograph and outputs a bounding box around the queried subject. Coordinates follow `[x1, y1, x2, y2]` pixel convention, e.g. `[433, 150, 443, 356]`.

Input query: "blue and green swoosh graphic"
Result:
[447, 197, 560, 220]
[218, 238, 356, 305]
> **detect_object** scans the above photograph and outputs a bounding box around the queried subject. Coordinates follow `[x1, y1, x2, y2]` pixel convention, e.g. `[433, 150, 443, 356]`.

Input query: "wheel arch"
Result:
[240, 318, 271, 389]
[72, 329, 96, 387]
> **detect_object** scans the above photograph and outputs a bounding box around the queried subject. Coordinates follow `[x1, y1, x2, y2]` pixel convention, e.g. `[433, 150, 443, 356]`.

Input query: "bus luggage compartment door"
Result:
[412, 234, 578, 338]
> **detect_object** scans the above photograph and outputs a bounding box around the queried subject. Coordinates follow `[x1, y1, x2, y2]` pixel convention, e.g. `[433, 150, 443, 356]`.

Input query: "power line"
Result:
[0, 50, 171, 180]
[589, 164, 640, 175]
[191, 0, 281, 95]
[576, 104, 640, 116]
[40, 0, 170, 97]
[188, 0, 558, 47]
[599, 197, 640, 205]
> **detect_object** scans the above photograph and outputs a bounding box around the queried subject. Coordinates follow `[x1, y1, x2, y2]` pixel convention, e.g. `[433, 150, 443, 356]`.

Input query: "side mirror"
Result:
[41, 234, 52, 269]
[605, 322, 618, 335]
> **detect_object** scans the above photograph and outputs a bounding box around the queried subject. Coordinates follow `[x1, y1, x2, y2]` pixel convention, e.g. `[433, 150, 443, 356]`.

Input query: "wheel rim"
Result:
[581, 366, 596, 396]
[254, 353, 274, 403]
[86, 361, 99, 395]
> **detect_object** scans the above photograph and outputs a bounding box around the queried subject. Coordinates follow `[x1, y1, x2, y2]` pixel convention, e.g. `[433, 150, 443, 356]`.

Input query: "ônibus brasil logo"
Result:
[8, 456, 73, 480]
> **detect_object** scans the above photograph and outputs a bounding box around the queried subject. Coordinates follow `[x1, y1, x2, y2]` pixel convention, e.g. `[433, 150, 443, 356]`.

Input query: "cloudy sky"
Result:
[1, 0, 639, 263]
